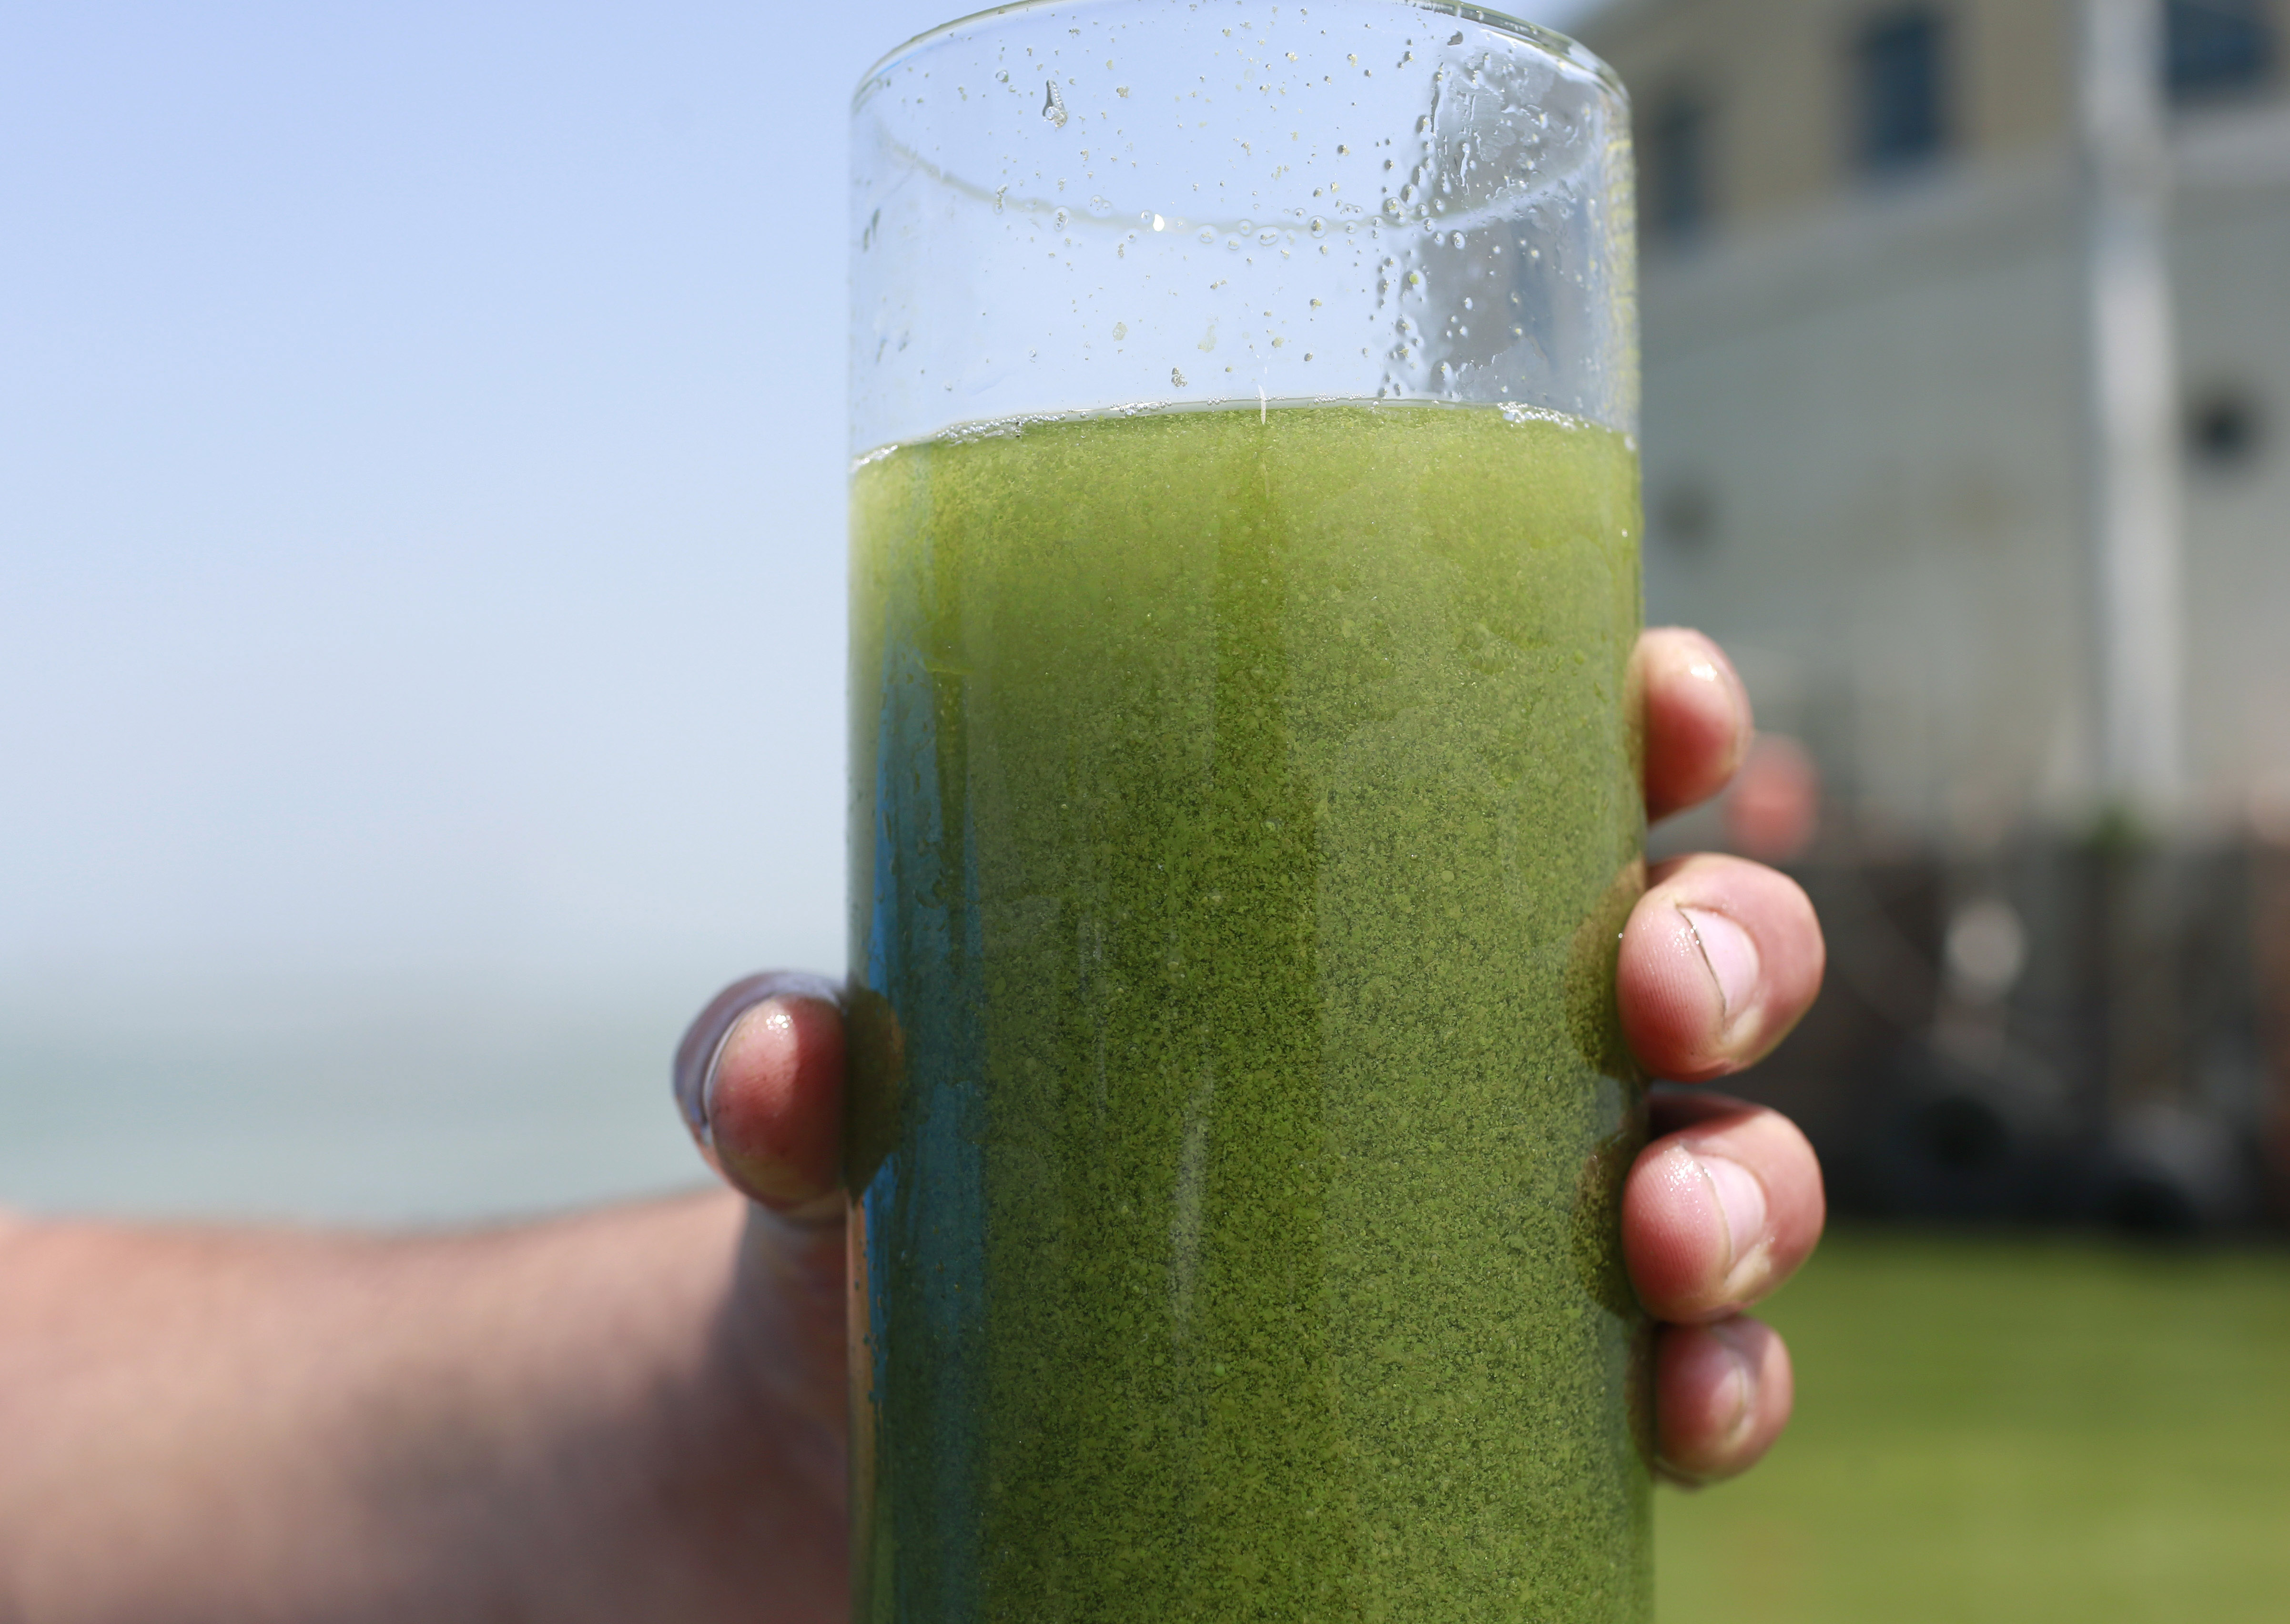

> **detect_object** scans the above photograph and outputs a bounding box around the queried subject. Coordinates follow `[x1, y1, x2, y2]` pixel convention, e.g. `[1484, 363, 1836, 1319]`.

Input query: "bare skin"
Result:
[0, 626, 1825, 1623]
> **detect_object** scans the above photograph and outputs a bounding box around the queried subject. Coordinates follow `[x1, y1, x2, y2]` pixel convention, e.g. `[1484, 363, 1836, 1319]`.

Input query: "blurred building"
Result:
[1579, 0, 2290, 1225]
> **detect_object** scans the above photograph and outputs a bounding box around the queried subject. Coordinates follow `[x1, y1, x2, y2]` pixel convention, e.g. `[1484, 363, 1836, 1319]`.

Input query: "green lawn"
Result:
[1658, 1231, 2290, 1624]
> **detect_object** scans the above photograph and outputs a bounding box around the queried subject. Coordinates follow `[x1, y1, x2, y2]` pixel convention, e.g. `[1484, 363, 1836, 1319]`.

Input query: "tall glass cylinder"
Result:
[845, 3, 1647, 1618]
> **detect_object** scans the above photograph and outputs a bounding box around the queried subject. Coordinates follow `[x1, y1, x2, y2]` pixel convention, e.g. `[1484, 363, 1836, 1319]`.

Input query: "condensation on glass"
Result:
[851, 0, 1637, 454]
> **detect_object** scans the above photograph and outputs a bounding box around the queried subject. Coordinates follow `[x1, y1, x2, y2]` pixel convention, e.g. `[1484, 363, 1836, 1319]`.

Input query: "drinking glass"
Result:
[846, 3, 1646, 1617]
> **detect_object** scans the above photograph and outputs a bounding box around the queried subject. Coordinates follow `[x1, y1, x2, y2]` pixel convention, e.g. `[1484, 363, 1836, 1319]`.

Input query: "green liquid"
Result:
[847, 402, 1650, 1622]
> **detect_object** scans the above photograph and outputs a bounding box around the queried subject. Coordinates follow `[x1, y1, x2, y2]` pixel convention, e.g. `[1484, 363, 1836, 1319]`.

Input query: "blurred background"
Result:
[1585, 0, 2290, 1611]
[2, 0, 2284, 1618]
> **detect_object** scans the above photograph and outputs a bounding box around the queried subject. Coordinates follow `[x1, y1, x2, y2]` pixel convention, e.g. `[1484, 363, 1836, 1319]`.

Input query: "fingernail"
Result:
[1682, 644, 1753, 769]
[1710, 1325, 1755, 1444]
[1679, 905, 1759, 1025]
[1696, 1152, 1769, 1272]
[701, 1003, 783, 1146]
[672, 971, 841, 1148]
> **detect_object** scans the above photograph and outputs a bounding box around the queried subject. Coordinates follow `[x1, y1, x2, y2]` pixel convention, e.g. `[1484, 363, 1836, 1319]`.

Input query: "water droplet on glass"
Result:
[1450, 231, 1465, 247]
[1382, 197, 1402, 218]
[1089, 195, 1114, 217]
[1152, 213, 1167, 231]
[1054, 207, 1070, 230]
[995, 69, 1010, 82]
[1113, 321, 1128, 339]
[1308, 217, 1327, 237]
[1257, 227, 1280, 246]
[1238, 219, 1255, 233]
[1172, 366, 1188, 387]
[1043, 81, 1068, 127]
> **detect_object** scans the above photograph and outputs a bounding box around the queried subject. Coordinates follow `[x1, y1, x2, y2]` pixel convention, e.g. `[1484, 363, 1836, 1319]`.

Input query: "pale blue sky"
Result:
[3, 1, 885, 997]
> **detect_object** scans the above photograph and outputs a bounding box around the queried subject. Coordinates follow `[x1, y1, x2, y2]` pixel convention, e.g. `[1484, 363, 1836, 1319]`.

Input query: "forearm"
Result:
[0, 1192, 845, 1624]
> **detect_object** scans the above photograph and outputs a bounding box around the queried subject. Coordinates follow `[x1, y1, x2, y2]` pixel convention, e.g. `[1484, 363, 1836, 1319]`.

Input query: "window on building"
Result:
[2167, 0, 2276, 102]
[1657, 481, 1719, 547]
[1646, 93, 1713, 245]
[1856, 9, 1948, 175]
[2186, 386, 2267, 472]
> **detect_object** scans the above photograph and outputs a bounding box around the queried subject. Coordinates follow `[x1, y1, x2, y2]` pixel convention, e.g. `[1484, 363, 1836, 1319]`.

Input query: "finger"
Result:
[1618, 853, 1824, 1082]
[1623, 1090, 1825, 1322]
[1637, 627, 1753, 822]
[1655, 1317, 1794, 1485]
[672, 972, 846, 1218]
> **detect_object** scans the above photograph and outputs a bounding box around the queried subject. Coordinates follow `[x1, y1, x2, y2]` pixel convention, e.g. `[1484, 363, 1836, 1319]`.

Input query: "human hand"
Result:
[0, 648, 1813, 1624]
[677, 625, 1824, 1507]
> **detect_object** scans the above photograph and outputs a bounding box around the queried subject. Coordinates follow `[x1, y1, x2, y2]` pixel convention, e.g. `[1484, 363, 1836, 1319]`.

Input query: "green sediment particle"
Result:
[848, 402, 1651, 1622]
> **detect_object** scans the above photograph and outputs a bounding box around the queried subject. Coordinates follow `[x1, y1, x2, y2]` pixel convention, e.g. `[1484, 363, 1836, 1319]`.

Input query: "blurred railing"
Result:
[1724, 829, 2290, 1233]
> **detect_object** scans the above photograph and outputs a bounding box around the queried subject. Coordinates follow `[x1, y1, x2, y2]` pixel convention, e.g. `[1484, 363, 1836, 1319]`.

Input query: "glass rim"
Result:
[851, 0, 1626, 112]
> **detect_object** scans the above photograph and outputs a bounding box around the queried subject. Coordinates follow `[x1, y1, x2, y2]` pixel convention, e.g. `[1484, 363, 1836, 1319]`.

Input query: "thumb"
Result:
[673, 972, 846, 1218]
